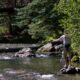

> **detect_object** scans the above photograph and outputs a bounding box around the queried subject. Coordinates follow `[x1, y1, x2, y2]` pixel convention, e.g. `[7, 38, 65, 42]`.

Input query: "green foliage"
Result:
[12, 7, 28, 28]
[41, 36, 54, 44]
[0, 13, 9, 34]
[54, 0, 80, 53]
[0, 0, 80, 51]
[71, 55, 79, 63]
[21, 0, 63, 41]
[0, 27, 8, 34]
[0, 0, 64, 43]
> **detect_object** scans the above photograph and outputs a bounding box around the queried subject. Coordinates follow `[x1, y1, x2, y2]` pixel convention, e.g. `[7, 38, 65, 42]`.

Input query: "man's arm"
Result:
[51, 38, 62, 46]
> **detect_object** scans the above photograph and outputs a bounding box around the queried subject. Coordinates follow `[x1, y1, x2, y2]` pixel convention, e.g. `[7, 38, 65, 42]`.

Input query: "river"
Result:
[0, 54, 80, 80]
[0, 43, 80, 80]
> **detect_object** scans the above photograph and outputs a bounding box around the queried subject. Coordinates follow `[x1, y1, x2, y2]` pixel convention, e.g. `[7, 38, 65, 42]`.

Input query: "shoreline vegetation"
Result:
[0, 0, 80, 56]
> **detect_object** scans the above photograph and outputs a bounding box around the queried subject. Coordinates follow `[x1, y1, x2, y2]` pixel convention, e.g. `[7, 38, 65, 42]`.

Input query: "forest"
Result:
[0, 0, 80, 53]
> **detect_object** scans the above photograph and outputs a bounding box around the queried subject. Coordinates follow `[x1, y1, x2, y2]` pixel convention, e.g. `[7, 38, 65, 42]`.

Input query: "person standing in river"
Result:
[53, 30, 72, 69]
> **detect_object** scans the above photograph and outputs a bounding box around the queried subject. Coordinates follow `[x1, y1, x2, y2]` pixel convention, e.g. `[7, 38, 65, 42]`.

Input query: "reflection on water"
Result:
[0, 53, 80, 80]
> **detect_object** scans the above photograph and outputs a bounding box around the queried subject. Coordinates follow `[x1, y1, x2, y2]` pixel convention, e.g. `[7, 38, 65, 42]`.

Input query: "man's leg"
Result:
[67, 53, 71, 69]
[63, 49, 69, 68]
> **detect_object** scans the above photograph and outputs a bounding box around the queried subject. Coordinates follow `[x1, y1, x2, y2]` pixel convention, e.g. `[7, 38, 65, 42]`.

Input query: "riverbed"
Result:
[0, 43, 80, 80]
[0, 55, 80, 80]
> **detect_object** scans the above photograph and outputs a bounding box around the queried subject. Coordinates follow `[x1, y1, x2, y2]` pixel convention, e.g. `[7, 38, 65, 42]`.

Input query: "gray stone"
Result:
[61, 67, 77, 74]
[37, 43, 53, 52]
[15, 48, 33, 57]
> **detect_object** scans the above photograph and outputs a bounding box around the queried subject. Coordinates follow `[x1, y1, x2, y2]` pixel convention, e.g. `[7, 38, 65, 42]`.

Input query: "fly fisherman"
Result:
[53, 30, 72, 69]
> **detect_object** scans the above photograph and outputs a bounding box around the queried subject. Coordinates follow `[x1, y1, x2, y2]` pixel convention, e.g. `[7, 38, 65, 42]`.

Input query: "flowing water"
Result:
[0, 44, 80, 80]
[0, 54, 80, 80]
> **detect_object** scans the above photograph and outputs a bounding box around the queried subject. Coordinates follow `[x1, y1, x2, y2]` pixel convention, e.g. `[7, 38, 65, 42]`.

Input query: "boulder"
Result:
[75, 67, 80, 73]
[60, 67, 80, 74]
[37, 43, 53, 52]
[36, 42, 63, 56]
[61, 67, 76, 74]
[15, 48, 35, 58]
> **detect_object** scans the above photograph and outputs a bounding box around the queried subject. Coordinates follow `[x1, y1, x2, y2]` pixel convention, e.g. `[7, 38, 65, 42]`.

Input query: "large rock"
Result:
[61, 67, 80, 74]
[15, 48, 35, 58]
[36, 43, 55, 52]
[36, 42, 62, 55]
[61, 67, 76, 74]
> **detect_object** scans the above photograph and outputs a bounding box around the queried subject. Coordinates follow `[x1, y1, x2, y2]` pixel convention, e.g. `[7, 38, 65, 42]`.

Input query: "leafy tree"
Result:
[0, 13, 9, 34]
[54, 0, 80, 52]
[22, 0, 63, 42]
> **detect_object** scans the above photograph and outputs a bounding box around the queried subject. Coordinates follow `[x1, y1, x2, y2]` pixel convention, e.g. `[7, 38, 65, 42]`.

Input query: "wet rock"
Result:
[37, 43, 53, 52]
[75, 67, 80, 73]
[0, 56, 11, 60]
[15, 48, 34, 58]
[0, 74, 6, 80]
[35, 74, 57, 80]
[36, 42, 62, 56]
[61, 67, 77, 74]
